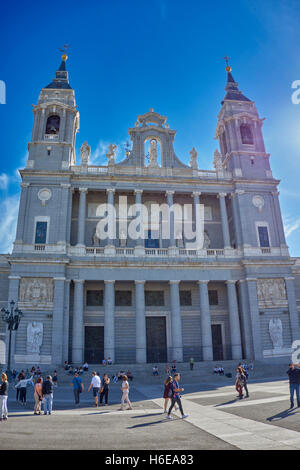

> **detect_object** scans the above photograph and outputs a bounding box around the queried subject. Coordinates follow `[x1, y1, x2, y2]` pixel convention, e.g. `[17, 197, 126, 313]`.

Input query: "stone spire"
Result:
[45, 54, 72, 90]
[221, 63, 251, 105]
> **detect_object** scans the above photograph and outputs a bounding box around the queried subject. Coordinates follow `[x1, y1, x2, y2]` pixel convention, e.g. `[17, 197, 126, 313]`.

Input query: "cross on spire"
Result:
[223, 56, 231, 67]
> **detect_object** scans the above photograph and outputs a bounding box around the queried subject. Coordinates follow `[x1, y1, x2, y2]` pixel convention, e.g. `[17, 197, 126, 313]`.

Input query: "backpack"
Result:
[168, 382, 174, 398]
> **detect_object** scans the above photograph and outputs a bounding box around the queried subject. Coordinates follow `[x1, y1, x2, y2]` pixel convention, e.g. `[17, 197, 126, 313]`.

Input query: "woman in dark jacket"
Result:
[0, 373, 9, 421]
[99, 374, 110, 406]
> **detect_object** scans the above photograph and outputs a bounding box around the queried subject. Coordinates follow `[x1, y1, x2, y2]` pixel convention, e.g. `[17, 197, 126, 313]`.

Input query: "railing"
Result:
[12, 244, 289, 259]
[71, 164, 232, 180]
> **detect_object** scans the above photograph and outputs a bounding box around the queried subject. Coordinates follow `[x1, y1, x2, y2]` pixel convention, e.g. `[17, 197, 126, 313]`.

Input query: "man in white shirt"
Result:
[87, 371, 101, 407]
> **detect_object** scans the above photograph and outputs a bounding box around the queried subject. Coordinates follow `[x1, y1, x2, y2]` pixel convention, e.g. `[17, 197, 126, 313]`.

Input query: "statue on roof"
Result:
[213, 149, 223, 172]
[106, 143, 117, 165]
[189, 147, 198, 169]
[148, 139, 160, 168]
[80, 141, 91, 165]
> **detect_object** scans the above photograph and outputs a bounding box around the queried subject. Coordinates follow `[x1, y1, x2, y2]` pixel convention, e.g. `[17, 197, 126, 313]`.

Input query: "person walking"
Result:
[163, 376, 178, 413]
[88, 371, 101, 407]
[52, 371, 58, 388]
[235, 366, 245, 399]
[189, 357, 194, 371]
[119, 375, 132, 411]
[166, 373, 188, 419]
[287, 363, 300, 408]
[99, 374, 110, 406]
[15, 375, 34, 406]
[0, 373, 9, 421]
[240, 366, 249, 398]
[33, 377, 43, 415]
[72, 372, 84, 406]
[15, 371, 24, 402]
[42, 375, 54, 415]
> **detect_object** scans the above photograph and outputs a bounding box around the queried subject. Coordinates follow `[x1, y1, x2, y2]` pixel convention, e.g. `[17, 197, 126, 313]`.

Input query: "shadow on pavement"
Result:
[267, 407, 300, 422]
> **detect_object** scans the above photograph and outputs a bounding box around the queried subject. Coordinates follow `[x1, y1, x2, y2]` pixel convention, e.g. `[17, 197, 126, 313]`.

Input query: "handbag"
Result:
[100, 386, 104, 393]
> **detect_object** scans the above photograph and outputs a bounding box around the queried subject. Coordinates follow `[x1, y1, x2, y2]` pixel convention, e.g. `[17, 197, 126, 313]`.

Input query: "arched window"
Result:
[45, 115, 60, 135]
[240, 123, 253, 145]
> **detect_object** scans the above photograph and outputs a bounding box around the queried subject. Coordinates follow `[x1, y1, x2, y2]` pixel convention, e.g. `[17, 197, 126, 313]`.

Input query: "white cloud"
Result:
[0, 173, 9, 190]
[0, 193, 20, 254]
[283, 216, 300, 238]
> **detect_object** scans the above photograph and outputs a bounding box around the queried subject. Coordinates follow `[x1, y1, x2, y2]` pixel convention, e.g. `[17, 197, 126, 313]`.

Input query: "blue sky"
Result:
[1, 0, 300, 254]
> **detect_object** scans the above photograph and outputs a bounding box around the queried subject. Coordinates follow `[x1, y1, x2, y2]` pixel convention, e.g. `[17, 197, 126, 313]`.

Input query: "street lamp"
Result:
[1, 300, 23, 381]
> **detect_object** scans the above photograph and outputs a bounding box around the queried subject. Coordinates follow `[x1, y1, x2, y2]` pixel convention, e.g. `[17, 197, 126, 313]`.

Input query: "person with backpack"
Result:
[163, 376, 178, 413]
[72, 371, 84, 406]
[166, 373, 188, 419]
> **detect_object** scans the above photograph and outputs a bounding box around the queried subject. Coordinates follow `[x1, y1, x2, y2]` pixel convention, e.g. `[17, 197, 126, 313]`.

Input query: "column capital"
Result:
[235, 190, 245, 196]
[198, 280, 209, 285]
[104, 280, 115, 284]
[169, 280, 180, 285]
[53, 277, 66, 282]
[245, 277, 257, 282]
[217, 192, 227, 198]
[134, 189, 143, 195]
[8, 276, 21, 280]
[135, 280, 146, 285]
[79, 187, 88, 193]
[106, 188, 115, 194]
[20, 182, 30, 189]
[192, 191, 201, 197]
[73, 279, 85, 284]
[284, 276, 295, 281]
[166, 190, 175, 196]
[61, 183, 71, 189]
[225, 280, 237, 285]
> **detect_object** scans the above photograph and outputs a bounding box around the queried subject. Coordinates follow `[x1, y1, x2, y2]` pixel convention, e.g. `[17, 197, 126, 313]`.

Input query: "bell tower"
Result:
[215, 60, 272, 180]
[27, 54, 79, 171]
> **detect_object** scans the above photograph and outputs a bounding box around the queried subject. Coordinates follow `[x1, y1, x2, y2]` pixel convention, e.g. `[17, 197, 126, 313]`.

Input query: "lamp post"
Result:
[1, 300, 23, 381]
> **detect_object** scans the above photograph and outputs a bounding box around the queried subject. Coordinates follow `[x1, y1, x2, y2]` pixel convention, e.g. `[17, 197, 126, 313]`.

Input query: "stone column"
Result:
[77, 188, 88, 246]
[104, 280, 115, 362]
[52, 277, 65, 364]
[218, 192, 231, 249]
[135, 280, 146, 363]
[59, 109, 66, 142]
[285, 277, 300, 341]
[5, 276, 20, 367]
[229, 192, 242, 249]
[166, 191, 175, 249]
[63, 279, 71, 362]
[198, 281, 213, 360]
[72, 279, 84, 364]
[237, 280, 254, 359]
[15, 183, 30, 244]
[106, 189, 115, 248]
[58, 184, 71, 246]
[245, 278, 263, 359]
[37, 108, 46, 140]
[169, 280, 183, 362]
[226, 280, 242, 360]
[66, 188, 74, 245]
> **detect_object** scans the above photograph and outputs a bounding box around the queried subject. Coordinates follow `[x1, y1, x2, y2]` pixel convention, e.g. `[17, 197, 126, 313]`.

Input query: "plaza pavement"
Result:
[1, 373, 300, 450]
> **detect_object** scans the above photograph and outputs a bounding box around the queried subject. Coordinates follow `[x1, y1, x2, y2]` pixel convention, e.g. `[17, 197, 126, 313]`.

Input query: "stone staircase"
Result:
[32, 359, 289, 387]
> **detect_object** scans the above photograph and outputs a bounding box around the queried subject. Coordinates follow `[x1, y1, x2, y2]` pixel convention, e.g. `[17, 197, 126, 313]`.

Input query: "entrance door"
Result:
[211, 324, 224, 361]
[84, 326, 104, 364]
[146, 317, 167, 363]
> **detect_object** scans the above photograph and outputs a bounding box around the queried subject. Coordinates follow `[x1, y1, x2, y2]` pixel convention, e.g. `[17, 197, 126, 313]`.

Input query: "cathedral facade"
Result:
[0, 56, 299, 367]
